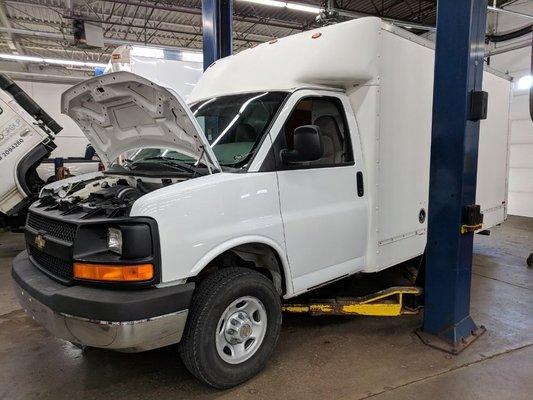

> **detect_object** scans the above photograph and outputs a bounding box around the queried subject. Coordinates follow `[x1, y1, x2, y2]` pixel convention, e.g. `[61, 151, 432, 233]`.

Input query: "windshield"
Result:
[112, 92, 286, 173]
[191, 92, 286, 167]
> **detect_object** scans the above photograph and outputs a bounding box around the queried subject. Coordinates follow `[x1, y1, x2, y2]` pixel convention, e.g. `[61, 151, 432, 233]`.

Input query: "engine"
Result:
[36, 175, 169, 218]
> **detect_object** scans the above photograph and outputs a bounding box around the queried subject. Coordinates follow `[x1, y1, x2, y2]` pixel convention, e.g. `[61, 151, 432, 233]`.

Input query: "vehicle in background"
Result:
[12, 18, 511, 388]
[34, 45, 203, 175]
[36, 156, 102, 184]
[103, 45, 203, 101]
[0, 74, 61, 229]
[0, 46, 204, 229]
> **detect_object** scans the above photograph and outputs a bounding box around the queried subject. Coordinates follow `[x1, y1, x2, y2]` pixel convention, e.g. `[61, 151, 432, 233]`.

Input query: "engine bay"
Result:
[37, 174, 186, 218]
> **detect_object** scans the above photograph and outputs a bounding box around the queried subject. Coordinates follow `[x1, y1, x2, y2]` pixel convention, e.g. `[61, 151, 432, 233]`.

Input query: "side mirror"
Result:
[280, 125, 323, 165]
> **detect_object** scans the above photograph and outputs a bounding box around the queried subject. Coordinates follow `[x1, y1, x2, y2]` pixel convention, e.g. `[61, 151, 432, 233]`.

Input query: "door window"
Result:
[274, 96, 354, 168]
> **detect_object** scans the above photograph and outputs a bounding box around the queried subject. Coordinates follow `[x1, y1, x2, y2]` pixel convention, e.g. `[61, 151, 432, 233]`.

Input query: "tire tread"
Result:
[179, 267, 279, 388]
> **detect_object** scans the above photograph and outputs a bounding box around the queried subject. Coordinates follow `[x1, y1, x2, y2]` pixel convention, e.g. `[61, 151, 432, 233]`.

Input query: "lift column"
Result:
[201, 0, 233, 70]
[418, 0, 489, 354]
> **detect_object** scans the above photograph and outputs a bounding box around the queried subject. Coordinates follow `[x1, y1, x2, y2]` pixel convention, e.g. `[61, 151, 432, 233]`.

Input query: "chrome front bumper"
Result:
[14, 280, 188, 353]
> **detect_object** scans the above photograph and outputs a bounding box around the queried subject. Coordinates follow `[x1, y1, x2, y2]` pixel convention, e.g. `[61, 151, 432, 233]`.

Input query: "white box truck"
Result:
[12, 18, 511, 388]
[103, 44, 203, 101]
[0, 74, 104, 229]
[0, 74, 62, 224]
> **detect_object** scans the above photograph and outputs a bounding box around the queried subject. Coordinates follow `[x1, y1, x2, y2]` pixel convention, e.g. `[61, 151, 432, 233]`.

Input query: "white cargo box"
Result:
[192, 18, 511, 273]
[346, 22, 511, 272]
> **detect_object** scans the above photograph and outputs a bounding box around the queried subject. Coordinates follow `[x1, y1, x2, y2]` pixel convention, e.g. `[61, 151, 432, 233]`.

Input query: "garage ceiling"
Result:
[0, 0, 524, 66]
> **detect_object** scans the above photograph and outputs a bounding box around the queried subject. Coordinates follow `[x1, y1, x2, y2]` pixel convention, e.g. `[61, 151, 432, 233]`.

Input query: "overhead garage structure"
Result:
[0, 0, 442, 59]
[0, 0, 532, 399]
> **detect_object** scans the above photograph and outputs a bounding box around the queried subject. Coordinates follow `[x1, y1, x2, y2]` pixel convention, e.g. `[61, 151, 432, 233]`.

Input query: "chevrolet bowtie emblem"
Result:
[34, 234, 46, 250]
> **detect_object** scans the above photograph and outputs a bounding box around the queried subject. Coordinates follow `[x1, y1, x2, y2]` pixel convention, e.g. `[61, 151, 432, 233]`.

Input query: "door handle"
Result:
[356, 171, 364, 197]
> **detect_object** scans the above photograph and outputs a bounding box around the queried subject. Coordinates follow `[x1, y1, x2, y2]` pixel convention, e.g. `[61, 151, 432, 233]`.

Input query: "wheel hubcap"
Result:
[215, 296, 267, 364]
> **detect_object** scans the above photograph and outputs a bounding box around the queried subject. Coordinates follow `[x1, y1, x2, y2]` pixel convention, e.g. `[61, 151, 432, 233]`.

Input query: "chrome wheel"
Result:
[215, 296, 268, 364]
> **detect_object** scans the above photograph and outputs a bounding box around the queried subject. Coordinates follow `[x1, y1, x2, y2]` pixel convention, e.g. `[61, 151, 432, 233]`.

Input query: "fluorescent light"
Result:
[517, 74, 533, 91]
[0, 54, 42, 62]
[43, 58, 106, 68]
[286, 3, 321, 13]
[0, 53, 106, 68]
[237, 0, 321, 14]
[244, 0, 285, 7]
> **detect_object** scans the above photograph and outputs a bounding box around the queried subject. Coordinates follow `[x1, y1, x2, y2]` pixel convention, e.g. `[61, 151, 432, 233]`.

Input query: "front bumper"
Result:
[12, 251, 195, 352]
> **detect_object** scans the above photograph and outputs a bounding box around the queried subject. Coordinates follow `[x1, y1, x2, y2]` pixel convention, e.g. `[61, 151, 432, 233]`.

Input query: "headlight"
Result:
[107, 227, 123, 254]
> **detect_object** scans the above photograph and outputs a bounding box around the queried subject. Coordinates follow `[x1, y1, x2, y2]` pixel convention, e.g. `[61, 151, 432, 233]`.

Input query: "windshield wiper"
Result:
[133, 157, 207, 175]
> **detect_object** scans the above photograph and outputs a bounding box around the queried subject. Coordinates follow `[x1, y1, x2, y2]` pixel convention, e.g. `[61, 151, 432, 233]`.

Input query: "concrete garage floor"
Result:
[0, 216, 531, 400]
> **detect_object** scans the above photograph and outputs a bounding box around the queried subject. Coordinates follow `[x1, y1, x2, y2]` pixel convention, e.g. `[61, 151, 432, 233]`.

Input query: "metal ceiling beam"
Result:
[0, 69, 86, 84]
[488, 5, 533, 21]
[0, 20, 266, 53]
[487, 39, 533, 56]
[334, 7, 436, 30]
[0, 2, 25, 55]
[103, 0, 307, 31]
[0, 26, 202, 53]
[60, 14, 269, 43]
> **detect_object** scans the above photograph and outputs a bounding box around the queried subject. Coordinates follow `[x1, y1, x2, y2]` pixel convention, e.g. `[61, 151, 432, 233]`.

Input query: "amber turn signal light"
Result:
[73, 263, 154, 282]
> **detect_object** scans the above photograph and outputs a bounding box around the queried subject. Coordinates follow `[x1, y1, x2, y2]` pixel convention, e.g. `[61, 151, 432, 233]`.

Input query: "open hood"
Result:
[61, 71, 220, 170]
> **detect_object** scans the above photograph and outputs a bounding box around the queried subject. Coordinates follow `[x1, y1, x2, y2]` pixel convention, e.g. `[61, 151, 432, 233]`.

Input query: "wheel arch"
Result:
[190, 236, 293, 296]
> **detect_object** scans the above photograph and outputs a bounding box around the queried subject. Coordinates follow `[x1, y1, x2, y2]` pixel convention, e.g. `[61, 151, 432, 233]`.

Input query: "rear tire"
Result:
[179, 267, 282, 388]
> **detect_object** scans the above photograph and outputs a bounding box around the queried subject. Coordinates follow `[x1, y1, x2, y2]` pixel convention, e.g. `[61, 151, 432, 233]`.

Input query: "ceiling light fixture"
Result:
[238, 0, 321, 14]
[243, 0, 286, 8]
[0, 53, 107, 68]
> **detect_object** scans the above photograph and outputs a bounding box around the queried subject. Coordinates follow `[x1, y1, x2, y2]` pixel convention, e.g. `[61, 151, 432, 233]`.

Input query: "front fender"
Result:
[130, 172, 290, 292]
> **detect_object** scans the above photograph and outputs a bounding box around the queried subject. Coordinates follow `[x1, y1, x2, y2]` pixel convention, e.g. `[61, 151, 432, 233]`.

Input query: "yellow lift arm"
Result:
[282, 286, 423, 317]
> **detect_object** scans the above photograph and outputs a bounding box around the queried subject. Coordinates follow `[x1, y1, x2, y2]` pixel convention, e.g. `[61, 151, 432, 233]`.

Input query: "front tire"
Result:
[179, 267, 282, 388]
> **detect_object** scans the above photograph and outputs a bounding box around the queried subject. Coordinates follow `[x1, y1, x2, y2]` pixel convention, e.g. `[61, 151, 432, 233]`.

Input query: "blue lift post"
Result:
[202, 0, 233, 71]
[416, 0, 489, 354]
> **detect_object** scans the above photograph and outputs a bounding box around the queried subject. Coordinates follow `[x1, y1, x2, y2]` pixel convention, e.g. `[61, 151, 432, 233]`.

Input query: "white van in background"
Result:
[104, 45, 203, 102]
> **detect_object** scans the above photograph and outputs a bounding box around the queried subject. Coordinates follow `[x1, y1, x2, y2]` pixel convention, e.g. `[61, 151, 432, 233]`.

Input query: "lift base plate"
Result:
[415, 325, 486, 355]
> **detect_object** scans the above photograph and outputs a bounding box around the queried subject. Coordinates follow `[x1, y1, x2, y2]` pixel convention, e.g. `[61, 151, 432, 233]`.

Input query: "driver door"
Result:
[270, 90, 368, 294]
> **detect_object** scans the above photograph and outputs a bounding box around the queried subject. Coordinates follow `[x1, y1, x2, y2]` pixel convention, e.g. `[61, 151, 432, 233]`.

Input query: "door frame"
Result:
[260, 88, 369, 295]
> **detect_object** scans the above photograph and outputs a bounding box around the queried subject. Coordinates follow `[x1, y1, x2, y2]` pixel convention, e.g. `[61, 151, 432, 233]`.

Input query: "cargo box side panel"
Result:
[476, 72, 512, 229]
[347, 84, 381, 272]
[373, 30, 434, 270]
